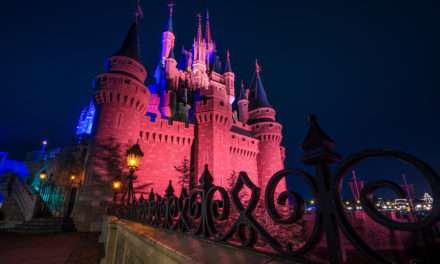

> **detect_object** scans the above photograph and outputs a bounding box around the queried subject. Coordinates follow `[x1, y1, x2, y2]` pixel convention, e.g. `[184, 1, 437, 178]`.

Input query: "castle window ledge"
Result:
[101, 217, 294, 264]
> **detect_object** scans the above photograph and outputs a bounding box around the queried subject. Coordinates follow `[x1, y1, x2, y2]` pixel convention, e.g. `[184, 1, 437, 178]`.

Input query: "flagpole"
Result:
[135, 0, 144, 58]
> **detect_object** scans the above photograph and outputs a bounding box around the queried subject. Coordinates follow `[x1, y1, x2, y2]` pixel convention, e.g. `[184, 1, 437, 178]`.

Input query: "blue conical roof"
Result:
[224, 50, 232, 73]
[238, 81, 247, 101]
[249, 63, 271, 109]
[114, 22, 140, 62]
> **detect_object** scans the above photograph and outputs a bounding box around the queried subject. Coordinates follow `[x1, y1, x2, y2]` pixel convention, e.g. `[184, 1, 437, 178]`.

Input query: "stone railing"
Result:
[101, 216, 296, 264]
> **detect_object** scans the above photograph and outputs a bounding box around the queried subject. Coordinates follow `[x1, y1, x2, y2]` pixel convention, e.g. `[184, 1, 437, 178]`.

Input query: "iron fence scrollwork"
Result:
[110, 114, 440, 264]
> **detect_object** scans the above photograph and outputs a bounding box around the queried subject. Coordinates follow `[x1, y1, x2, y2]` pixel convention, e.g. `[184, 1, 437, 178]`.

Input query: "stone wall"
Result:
[100, 216, 295, 264]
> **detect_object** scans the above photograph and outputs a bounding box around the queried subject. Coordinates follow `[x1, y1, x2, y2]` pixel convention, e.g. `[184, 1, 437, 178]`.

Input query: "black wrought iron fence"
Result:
[109, 115, 440, 264]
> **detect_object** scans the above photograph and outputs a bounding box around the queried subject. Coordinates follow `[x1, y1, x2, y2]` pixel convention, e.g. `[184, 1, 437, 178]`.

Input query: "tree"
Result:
[94, 137, 125, 184]
[174, 158, 193, 190]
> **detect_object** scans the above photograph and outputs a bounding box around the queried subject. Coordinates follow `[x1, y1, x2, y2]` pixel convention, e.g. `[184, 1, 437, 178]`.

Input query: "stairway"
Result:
[0, 173, 38, 221]
[3, 217, 76, 234]
[0, 173, 12, 198]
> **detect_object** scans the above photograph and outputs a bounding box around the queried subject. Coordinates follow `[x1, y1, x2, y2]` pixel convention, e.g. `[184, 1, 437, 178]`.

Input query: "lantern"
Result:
[126, 143, 144, 170]
[39, 171, 47, 181]
[112, 179, 122, 190]
[70, 175, 76, 182]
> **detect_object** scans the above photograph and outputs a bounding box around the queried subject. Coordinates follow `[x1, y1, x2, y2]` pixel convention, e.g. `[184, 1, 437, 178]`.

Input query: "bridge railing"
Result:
[109, 115, 440, 264]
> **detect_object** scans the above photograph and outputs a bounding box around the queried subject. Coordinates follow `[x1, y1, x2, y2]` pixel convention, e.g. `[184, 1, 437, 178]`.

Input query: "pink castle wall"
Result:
[137, 118, 194, 194]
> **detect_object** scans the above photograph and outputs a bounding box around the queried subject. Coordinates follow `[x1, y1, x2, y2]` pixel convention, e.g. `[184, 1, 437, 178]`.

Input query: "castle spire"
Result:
[224, 49, 232, 73]
[205, 9, 212, 43]
[135, 0, 144, 23]
[166, 1, 175, 32]
[250, 59, 271, 109]
[196, 13, 203, 42]
[238, 80, 247, 100]
[113, 22, 141, 62]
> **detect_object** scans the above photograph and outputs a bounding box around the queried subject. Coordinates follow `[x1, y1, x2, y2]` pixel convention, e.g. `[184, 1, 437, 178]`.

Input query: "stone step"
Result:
[5, 229, 62, 234]
[23, 219, 64, 224]
[13, 224, 63, 229]
[3, 217, 76, 234]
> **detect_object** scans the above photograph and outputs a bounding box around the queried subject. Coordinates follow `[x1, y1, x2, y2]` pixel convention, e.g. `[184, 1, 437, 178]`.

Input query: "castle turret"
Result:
[223, 50, 235, 104]
[74, 19, 151, 232]
[91, 21, 150, 183]
[195, 83, 233, 186]
[248, 60, 284, 189]
[160, 2, 175, 62]
[192, 14, 207, 72]
[205, 10, 216, 69]
[165, 47, 178, 88]
[160, 47, 179, 119]
[237, 81, 249, 123]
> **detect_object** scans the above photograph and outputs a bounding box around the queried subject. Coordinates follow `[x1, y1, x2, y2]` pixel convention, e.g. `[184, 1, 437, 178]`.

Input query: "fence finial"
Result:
[165, 180, 175, 197]
[301, 113, 341, 164]
[199, 164, 214, 190]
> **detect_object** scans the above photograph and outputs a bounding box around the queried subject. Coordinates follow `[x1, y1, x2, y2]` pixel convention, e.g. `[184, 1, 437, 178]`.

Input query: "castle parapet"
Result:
[141, 118, 194, 141]
[105, 56, 147, 82]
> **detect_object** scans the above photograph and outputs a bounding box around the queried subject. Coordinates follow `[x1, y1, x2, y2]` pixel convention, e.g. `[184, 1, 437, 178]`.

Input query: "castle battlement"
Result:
[195, 97, 229, 113]
[141, 118, 194, 138]
[231, 119, 251, 130]
[105, 55, 147, 82]
[230, 132, 259, 152]
[95, 73, 146, 91]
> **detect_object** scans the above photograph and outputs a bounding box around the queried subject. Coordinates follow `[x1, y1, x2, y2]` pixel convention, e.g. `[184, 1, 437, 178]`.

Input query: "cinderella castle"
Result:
[73, 3, 287, 231]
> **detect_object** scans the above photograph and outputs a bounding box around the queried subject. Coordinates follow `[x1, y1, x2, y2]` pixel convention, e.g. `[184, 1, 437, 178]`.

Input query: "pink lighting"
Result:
[86, 4, 286, 195]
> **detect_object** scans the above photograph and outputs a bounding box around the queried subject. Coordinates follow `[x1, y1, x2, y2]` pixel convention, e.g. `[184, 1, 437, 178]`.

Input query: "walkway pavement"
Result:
[0, 232, 101, 264]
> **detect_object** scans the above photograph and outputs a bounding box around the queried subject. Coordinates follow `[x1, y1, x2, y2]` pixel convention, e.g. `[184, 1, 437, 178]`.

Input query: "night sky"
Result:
[1, 0, 439, 197]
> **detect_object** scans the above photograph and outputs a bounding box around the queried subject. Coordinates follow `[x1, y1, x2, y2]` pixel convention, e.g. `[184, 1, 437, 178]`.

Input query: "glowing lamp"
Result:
[310, 199, 315, 205]
[42, 140, 48, 145]
[70, 175, 76, 182]
[39, 171, 47, 181]
[126, 144, 144, 170]
[112, 180, 122, 190]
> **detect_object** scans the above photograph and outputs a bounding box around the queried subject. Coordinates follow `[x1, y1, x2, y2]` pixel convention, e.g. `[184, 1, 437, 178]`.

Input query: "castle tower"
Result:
[194, 67, 233, 186]
[237, 81, 249, 123]
[160, 2, 175, 62]
[248, 60, 284, 189]
[73, 21, 150, 231]
[158, 3, 177, 120]
[223, 50, 235, 104]
[91, 22, 150, 182]
[192, 14, 207, 73]
[159, 48, 178, 119]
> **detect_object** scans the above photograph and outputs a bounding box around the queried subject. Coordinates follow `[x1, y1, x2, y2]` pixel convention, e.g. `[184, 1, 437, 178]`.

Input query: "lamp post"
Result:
[39, 170, 47, 194]
[126, 143, 143, 205]
[69, 174, 76, 184]
[112, 176, 122, 204]
[37, 170, 48, 217]
[62, 173, 78, 218]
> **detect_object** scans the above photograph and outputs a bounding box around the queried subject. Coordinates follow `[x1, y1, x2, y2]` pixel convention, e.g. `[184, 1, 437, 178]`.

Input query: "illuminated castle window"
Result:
[76, 100, 96, 137]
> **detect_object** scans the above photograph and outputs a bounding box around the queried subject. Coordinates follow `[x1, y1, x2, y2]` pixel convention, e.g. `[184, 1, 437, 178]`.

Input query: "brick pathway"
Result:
[0, 232, 101, 264]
